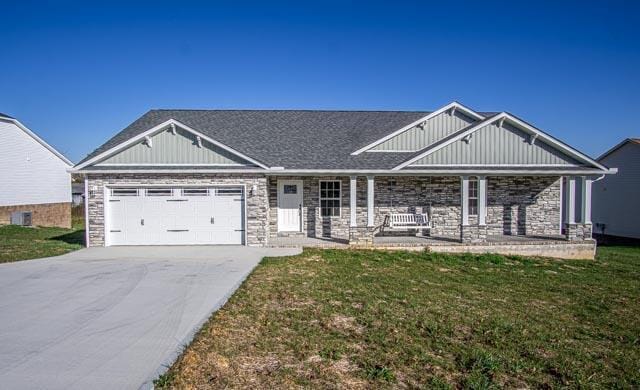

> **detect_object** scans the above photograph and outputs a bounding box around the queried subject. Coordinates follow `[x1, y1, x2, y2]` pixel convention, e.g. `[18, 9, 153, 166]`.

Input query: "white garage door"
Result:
[106, 187, 244, 246]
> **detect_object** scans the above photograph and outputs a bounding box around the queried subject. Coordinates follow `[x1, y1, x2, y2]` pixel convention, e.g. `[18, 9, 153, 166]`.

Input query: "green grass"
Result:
[160, 247, 640, 389]
[0, 224, 84, 263]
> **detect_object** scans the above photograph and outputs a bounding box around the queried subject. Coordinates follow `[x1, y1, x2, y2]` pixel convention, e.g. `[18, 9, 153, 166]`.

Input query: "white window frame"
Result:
[468, 177, 478, 216]
[319, 180, 342, 218]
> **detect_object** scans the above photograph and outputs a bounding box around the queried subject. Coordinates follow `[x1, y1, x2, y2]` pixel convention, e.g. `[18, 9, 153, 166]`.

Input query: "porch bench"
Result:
[386, 213, 432, 231]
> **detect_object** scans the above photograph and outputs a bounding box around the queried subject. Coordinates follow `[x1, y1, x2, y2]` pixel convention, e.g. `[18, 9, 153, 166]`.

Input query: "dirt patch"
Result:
[327, 315, 365, 334]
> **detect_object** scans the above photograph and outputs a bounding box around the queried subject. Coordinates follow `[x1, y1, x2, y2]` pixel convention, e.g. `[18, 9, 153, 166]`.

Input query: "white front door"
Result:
[277, 180, 303, 232]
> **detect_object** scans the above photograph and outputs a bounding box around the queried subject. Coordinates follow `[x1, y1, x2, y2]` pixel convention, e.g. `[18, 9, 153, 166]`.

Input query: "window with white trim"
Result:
[320, 180, 341, 217]
[146, 188, 173, 197]
[468, 177, 478, 216]
[111, 188, 139, 197]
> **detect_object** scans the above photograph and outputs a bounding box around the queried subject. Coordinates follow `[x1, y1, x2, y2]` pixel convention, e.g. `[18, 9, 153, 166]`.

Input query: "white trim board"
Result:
[393, 113, 609, 171]
[73, 119, 270, 170]
[351, 101, 485, 155]
[73, 168, 617, 176]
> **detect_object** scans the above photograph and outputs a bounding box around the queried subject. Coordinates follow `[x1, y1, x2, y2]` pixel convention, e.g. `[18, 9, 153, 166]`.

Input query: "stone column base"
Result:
[565, 223, 592, 241]
[460, 225, 488, 243]
[349, 226, 376, 246]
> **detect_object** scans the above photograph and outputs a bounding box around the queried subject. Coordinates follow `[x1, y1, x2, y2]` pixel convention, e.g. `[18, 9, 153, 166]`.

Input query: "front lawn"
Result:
[159, 247, 640, 389]
[0, 225, 84, 263]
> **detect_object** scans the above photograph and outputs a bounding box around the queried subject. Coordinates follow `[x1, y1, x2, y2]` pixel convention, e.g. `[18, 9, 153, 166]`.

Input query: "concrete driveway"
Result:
[0, 246, 300, 390]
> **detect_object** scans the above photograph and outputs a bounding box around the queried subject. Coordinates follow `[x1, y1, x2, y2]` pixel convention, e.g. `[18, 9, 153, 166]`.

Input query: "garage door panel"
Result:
[107, 186, 244, 246]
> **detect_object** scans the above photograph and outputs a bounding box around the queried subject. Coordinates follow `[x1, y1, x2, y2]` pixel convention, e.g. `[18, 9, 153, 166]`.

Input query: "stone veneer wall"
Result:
[268, 175, 561, 241]
[85, 173, 268, 247]
[486, 176, 561, 236]
[0, 202, 71, 228]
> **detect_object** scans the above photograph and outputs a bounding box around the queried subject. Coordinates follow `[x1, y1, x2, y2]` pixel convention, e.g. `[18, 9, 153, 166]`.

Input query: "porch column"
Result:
[460, 176, 469, 226]
[565, 177, 576, 224]
[478, 176, 487, 226]
[581, 177, 592, 224]
[367, 176, 375, 227]
[350, 176, 357, 227]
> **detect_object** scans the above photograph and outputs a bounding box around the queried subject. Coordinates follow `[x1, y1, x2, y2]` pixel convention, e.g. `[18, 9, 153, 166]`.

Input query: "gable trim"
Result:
[73, 119, 270, 170]
[393, 113, 608, 171]
[0, 116, 73, 166]
[350, 102, 485, 155]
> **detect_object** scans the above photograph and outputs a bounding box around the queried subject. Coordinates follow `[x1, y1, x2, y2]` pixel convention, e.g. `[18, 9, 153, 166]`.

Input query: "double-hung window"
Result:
[468, 177, 478, 216]
[320, 180, 341, 217]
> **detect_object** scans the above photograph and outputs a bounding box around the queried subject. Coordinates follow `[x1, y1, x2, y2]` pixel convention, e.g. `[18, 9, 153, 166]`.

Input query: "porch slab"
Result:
[268, 234, 596, 260]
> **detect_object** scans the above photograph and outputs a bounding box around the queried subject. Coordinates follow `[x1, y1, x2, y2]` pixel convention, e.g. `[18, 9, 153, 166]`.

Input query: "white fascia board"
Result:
[70, 168, 616, 175]
[1, 117, 73, 166]
[393, 113, 609, 171]
[350, 101, 485, 155]
[73, 119, 270, 170]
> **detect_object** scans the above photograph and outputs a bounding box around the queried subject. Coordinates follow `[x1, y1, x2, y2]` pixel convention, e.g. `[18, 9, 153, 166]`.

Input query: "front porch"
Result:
[268, 175, 595, 247]
[267, 233, 595, 259]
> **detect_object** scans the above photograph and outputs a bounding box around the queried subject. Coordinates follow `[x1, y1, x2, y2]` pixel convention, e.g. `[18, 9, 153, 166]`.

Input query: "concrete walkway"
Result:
[0, 246, 300, 390]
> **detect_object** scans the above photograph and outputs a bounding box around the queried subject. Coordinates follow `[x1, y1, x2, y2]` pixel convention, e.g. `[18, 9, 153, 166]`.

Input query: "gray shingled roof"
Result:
[79, 109, 500, 169]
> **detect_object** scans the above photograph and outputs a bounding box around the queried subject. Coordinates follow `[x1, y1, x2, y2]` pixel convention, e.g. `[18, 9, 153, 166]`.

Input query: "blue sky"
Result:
[1, 0, 638, 162]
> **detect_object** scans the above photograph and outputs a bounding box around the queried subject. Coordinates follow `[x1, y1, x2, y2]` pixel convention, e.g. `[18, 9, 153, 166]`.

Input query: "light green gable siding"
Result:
[371, 111, 476, 151]
[96, 128, 253, 165]
[410, 123, 581, 166]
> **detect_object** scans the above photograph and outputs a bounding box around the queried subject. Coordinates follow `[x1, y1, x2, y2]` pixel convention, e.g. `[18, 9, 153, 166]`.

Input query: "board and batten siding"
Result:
[96, 128, 254, 166]
[0, 119, 71, 206]
[409, 122, 580, 166]
[592, 141, 640, 239]
[371, 111, 476, 151]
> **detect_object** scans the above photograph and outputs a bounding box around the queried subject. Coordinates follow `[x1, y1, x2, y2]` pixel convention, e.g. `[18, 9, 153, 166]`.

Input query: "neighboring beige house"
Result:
[592, 138, 640, 239]
[71, 102, 615, 255]
[0, 113, 73, 228]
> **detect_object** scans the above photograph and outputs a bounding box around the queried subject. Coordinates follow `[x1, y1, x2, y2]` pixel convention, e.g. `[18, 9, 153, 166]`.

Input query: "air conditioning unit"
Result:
[10, 211, 32, 226]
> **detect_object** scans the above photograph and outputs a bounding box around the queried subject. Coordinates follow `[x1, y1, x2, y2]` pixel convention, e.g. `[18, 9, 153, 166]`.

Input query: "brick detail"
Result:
[85, 174, 268, 247]
[565, 223, 592, 241]
[0, 202, 71, 228]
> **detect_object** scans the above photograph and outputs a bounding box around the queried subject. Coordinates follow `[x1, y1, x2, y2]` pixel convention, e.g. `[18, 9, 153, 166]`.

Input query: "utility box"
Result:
[10, 211, 32, 226]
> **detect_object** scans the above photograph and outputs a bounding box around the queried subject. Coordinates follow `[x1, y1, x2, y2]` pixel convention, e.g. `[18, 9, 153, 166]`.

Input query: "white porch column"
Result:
[461, 176, 469, 226]
[478, 176, 487, 226]
[367, 176, 375, 227]
[350, 176, 357, 227]
[581, 177, 592, 224]
[565, 177, 576, 224]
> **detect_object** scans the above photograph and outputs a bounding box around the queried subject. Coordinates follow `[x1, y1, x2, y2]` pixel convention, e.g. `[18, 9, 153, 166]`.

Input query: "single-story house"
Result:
[592, 138, 640, 239]
[1, 113, 73, 228]
[72, 102, 616, 252]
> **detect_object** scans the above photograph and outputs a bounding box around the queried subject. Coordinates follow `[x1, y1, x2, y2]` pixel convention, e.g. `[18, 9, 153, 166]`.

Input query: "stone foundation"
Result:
[565, 223, 593, 241]
[460, 224, 488, 243]
[349, 226, 376, 245]
[0, 202, 71, 228]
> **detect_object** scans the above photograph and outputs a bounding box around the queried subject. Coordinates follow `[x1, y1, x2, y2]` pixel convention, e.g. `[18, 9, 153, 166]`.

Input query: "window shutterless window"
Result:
[319, 180, 341, 217]
[146, 188, 173, 197]
[468, 177, 478, 216]
[111, 188, 139, 197]
[181, 188, 209, 196]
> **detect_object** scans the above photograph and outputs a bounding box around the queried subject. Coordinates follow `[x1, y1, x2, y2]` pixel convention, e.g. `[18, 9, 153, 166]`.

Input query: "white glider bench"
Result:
[386, 213, 432, 231]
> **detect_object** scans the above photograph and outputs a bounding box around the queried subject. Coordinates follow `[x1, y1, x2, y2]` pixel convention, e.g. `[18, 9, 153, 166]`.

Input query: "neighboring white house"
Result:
[592, 138, 640, 239]
[0, 113, 73, 228]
